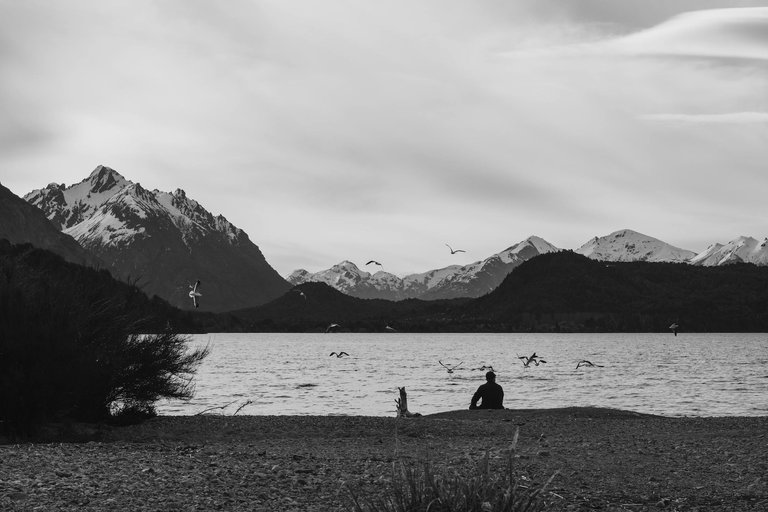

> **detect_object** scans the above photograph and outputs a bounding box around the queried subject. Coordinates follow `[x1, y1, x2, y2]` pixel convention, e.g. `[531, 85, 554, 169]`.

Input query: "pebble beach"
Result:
[1, 408, 767, 511]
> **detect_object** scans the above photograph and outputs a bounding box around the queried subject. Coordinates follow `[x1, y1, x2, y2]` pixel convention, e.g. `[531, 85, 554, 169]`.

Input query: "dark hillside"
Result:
[0, 182, 100, 267]
[0, 240, 231, 333]
[232, 282, 467, 332]
[460, 251, 768, 332]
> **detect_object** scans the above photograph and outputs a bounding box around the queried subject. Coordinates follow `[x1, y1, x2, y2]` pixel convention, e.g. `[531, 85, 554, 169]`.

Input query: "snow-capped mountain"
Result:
[575, 229, 696, 263]
[25, 165, 290, 312]
[690, 236, 768, 266]
[0, 182, 100, 267]
[288, 236, 560, 300]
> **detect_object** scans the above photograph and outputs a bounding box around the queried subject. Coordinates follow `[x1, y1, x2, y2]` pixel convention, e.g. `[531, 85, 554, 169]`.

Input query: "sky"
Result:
[1, 1, 767, 277]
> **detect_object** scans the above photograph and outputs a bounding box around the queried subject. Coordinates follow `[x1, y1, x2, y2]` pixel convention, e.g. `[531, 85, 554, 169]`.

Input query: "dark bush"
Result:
[0, 241, 208, 436]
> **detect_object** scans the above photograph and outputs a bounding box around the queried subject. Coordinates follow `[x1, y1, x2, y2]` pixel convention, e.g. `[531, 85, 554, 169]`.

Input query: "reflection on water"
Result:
[158, 332, 768, 417]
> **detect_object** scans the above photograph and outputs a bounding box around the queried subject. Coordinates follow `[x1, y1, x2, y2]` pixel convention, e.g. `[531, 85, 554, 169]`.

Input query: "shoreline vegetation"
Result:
[2, 408, 767, 511]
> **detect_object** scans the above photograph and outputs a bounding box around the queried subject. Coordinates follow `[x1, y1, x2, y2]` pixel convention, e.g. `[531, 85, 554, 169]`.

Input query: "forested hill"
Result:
[0, 240, 236, 334]
[5, 240, 768, 333]
[458, 251, 768, 332]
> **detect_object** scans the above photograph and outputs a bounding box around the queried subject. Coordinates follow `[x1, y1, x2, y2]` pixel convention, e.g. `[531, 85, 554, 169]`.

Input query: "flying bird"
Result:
[366, 260, 382, 266]
[439, 360, 463, 373]
[325, 323, 341, 333]
[385, 325, 398, 332]
[292, 288, 307, 300]
[576, 360, 603, 369]
[188, 280, 202, 308]
[329, 351, 349, 358]
[669, 323, 679, 336]
[445, 243, 466, 254]
[518, 353, 546, 367]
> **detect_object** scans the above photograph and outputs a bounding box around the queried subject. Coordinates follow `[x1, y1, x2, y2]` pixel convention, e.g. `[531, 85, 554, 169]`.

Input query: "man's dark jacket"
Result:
[469, 381, 504, 409]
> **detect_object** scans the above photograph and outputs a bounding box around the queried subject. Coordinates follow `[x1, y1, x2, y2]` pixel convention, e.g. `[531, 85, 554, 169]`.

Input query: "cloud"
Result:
[1, 2, 767, 275]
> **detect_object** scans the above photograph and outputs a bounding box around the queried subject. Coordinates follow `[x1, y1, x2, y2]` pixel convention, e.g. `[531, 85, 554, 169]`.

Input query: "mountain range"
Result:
[288, 236, 559, 300]
[4, 164, 768, 310]
[289, 229, 768, 300]
[22, 166, 290, 312]
[235, 251, 768, 333]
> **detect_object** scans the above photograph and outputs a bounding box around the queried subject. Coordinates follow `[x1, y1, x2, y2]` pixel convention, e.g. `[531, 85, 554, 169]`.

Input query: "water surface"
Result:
[158, 332, 768, 417]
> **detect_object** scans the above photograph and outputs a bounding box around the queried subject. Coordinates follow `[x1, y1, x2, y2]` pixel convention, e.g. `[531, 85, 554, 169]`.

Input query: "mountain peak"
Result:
[87, 165, 128, 194]
[690, 235, 768, 266]
[333, 260, 361, 271]
[576, 229, 695, 263]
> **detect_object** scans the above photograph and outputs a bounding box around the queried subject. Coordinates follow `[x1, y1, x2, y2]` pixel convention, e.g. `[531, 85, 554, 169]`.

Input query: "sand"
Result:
[1, 408, 767, 511]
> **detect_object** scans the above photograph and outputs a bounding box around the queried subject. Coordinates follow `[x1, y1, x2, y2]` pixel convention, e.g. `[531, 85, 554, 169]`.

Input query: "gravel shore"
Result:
[1, 408, 767, 511]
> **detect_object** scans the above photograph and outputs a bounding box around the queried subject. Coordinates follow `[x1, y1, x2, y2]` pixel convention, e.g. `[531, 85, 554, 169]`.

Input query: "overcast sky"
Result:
[1, 1, 767, 277]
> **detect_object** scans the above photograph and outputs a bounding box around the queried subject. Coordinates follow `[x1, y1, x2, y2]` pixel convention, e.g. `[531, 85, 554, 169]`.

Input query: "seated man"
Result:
[469, 371, 504, 410]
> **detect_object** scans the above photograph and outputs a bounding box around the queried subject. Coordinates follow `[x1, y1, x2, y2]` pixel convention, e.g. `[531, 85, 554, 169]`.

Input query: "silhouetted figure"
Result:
[469, 371, 504, 410]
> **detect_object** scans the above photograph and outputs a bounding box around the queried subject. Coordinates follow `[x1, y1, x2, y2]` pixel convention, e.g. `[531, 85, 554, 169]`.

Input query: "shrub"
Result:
[0, 242, 208, 436]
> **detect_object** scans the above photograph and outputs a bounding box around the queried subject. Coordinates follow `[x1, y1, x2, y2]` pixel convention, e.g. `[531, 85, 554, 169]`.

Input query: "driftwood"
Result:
[395, 387, 422, 418]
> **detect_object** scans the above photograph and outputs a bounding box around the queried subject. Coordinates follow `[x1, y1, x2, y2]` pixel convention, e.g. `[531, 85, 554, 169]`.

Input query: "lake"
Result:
[158, 332, 768, 417]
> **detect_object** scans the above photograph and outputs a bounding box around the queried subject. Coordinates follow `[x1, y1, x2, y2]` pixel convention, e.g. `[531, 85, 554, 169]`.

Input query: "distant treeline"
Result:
[3, 240, 768, 335]
[235, 251, 768, 333]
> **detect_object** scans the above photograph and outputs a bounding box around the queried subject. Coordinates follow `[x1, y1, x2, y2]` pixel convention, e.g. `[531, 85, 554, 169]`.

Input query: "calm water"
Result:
[158, 333, 768, 418]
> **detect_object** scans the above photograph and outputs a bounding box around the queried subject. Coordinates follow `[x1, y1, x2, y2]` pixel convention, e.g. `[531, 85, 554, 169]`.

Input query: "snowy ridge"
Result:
[289, 236, 561, 300]
[575, 229, 695, 263]
[24, 164, 291, 312]
[690, 236, 768, 266]
[25, 165, 245, 250]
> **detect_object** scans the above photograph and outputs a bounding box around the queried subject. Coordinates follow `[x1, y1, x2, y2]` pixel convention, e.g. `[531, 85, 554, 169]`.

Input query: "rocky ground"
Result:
[1, 408, 767, 511]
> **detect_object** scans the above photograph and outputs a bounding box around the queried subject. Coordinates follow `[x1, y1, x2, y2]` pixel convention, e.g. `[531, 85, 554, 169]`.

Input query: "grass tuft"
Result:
[348, 428, 557, 512]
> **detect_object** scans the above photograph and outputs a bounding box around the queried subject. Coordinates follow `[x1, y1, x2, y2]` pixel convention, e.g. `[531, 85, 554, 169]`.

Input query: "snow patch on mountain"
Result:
[690, 236, 768, 266]
[576, 229, 695, 263]
[289, 236, 560, 300]
[25, 165, 245, 250]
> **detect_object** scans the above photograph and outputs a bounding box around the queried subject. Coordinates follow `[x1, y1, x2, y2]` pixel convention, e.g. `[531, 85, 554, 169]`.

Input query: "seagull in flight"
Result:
[188, 280, 202, 308]
[518, 353, 546, 367]
[576, 360, 603, 369]
[325, 323, 341, 333]
[669, 323, 679, 336]
[385, 325, 398, 332]
[445, 243, 466, 254]
[292, 288, 307, 300]
[439, 360, 463, 373]
[366, 260, 382, 267]
[329, 351, 349, 358]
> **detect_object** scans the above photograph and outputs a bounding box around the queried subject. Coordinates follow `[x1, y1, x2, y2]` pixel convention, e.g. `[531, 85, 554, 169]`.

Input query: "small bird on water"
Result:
[576, 360, 603, 369]
[439, 360, 463, 373]
[518, 353, 546, 367]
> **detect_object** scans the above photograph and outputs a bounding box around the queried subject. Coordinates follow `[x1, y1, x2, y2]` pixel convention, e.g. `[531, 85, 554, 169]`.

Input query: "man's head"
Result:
[486, 371, 496, 382]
